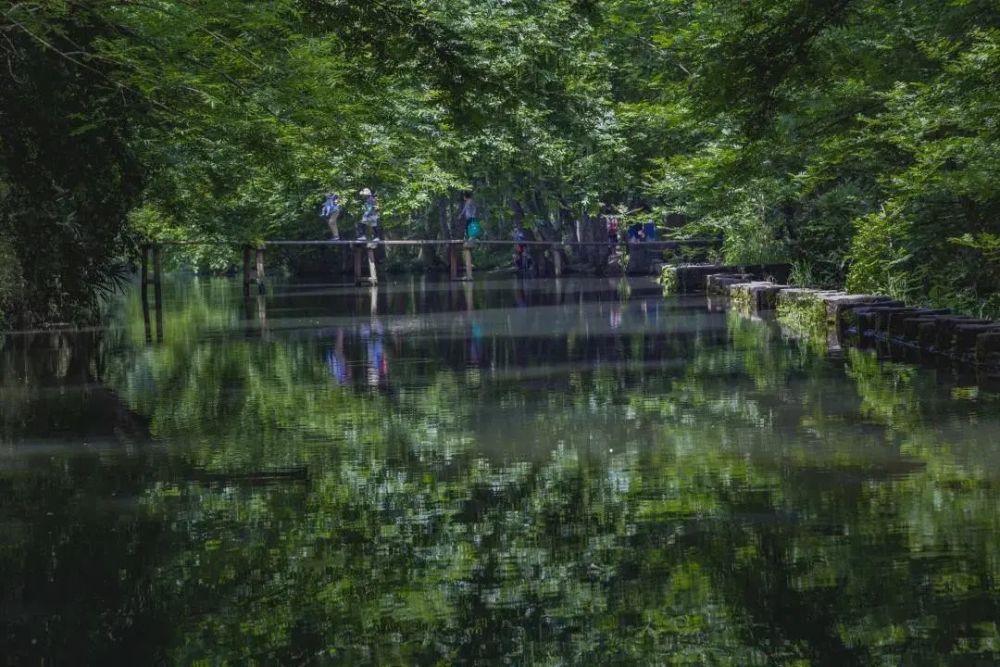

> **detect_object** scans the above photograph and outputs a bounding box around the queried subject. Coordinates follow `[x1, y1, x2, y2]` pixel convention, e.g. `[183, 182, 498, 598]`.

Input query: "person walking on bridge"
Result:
[320, 192, 341, 240]
[356, 188, 381, 242]
[459, 190, 480, 239]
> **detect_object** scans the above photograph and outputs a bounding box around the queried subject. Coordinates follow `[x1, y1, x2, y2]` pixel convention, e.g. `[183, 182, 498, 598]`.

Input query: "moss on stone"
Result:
[776, 290, 828, 341]
[729, 283, 753, 314]
[658, 265, 679, 295]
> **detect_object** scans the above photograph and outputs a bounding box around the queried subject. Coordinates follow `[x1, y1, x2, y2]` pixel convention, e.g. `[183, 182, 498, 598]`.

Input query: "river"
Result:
[2, 276, 999, 665]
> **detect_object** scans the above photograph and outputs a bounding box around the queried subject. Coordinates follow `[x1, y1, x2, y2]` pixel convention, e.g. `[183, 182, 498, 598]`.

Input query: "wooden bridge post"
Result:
[242, 246, 253, 296]
[352, 243, 378, 285]
[255, 247, 266, 294]
[462, 241, 474, 282]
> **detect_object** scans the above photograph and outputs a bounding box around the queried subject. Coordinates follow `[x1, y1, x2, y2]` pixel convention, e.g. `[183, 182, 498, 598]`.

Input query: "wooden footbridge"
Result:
[138, 238, 715, 296]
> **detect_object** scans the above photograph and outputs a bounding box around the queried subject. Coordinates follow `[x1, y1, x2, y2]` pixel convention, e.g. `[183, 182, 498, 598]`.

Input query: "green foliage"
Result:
[3, 0, 999, 319]
[845, 205, 914, 301]
[775, 292, 832, 355]
[639, 0, 1000, 314]
[1, 2, 144, 324]
[4, 279, 1000, 662]
[658, 265, 679, 295]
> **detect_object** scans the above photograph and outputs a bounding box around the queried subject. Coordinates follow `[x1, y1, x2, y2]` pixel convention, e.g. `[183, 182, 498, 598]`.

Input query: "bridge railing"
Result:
[139, 237, 719, 293]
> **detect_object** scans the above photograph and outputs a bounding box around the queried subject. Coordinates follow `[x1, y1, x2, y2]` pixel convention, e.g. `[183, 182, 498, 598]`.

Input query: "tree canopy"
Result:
[2, 0, 998, 322]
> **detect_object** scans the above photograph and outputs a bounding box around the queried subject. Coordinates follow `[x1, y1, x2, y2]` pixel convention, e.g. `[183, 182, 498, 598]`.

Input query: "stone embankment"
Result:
[660, 263, 1000, 381]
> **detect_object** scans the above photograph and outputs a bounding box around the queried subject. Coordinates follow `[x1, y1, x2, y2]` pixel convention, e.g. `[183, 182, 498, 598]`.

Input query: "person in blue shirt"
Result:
[320, 192, 341, 240]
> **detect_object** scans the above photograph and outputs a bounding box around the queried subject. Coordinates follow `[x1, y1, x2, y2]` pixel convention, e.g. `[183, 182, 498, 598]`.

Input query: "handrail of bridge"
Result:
[147, 238, 717, 248]
[138, 237, 720, 295]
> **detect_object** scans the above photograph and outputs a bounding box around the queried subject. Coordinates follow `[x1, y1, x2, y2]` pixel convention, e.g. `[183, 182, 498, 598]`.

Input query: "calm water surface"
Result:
[2, 277, 1000, 665]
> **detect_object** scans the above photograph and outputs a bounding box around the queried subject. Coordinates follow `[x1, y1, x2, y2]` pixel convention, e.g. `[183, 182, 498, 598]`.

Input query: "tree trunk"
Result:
[439, 198, 454, 240]
[417, 207, 440, 269]
[512, 199, 525, 229]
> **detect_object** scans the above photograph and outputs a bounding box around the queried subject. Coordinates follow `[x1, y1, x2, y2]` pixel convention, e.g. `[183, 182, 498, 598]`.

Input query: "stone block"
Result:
[837, 299, 903, 338]
[847, 306, 916, 336]
[953, 323, 1000, 357]
[873, 308, 924, 335]
[901, 317, 941, 343]
[917, 320, 943, 350]
[934, 317, 991, 354]
[839, 307, 870, 334]
[663, 262, 793, 293]
[749, 283, 788, 312]
[729, 281, 787, 314]
[666, 264, 729, 293]
[976, 332, 1000, 368]
[705, 273, 755, 296]
[823, 294, 891, 325]
[888, 309, 949, 339]
[775, 288, 833, 338]
[978, 371, 1000, 394]
[659, 265, 680, 294]
[845, 306, 881, 335]
[776, 288, 820, 304]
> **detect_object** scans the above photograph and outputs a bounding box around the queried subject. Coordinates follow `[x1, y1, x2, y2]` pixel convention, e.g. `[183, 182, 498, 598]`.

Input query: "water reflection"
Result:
[1, 277, 1000, 665]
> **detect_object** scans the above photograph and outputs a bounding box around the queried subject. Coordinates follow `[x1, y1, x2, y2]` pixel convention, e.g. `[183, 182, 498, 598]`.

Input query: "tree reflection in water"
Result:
[1, 277, 999, 665]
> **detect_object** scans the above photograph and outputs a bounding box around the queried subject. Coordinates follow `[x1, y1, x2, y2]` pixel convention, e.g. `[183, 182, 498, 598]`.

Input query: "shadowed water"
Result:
[2, 276, 1000, 665]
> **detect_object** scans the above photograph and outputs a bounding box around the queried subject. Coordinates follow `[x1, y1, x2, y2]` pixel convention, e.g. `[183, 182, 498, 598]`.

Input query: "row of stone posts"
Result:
[663, 262, 1000, 384]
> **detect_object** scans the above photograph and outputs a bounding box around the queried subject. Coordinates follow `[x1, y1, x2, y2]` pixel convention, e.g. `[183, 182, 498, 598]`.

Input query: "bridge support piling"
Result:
[462, 242, 474, 282]
[552, 244, 563, 277]
[352, 243, 378, 285]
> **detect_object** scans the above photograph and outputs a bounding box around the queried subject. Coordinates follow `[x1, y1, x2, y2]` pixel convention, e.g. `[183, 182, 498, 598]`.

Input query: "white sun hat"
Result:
[359, 188, 372, 196]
